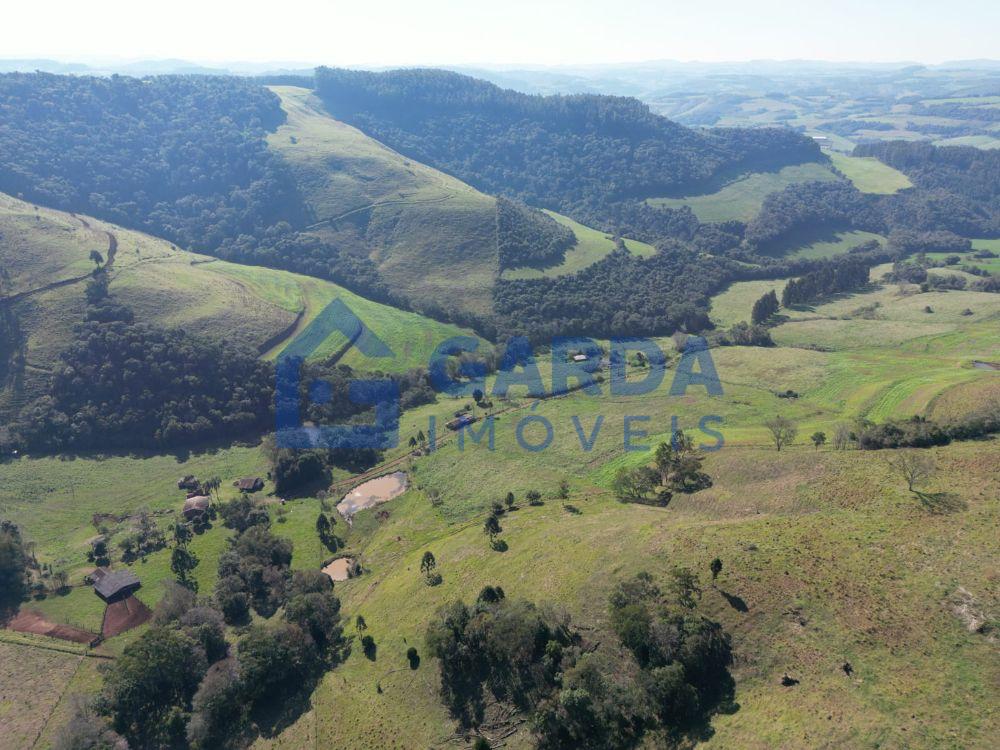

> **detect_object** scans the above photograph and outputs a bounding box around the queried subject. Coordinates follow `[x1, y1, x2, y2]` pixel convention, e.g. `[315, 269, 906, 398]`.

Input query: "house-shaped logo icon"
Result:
[274, 299, 399, 450]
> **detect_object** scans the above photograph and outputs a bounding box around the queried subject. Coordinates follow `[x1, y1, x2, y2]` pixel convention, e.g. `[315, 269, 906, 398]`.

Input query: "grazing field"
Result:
[5, 277, 1000, 749]
[828, 153, 913, 194]
[646, 162, 840, 222]
[267, 86, 499, 316]
[259, 439, 999, 750]
[710, 278, 789, 327]
[500, 211, 656, 280]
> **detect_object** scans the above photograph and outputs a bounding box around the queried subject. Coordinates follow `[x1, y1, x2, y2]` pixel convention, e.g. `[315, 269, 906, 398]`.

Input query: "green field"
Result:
[500, 211, 656, 280]
[789, 229, 885, 260]
[646, 162, 840, 222]
[828, 153, 913, 194]
[4, 263, 999, 748]
[267, 86, 499, 317]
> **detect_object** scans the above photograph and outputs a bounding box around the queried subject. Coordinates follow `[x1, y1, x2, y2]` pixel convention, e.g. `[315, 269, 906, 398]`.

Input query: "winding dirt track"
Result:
[304, 192, 455, 231]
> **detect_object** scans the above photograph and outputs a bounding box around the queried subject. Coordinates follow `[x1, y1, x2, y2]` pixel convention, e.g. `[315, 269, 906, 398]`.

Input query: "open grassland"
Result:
[933, 135, 1000, 149]
[5, 278, 1000, 749]
[500, 211, 656, 280]
[267, 86, 498, 317]
[646, 162, 840, 223]
[0, 445, 270, 577]
[828, 153, 912, 194]
[258, 439, 999, 750]
[710, 278, 789, 327]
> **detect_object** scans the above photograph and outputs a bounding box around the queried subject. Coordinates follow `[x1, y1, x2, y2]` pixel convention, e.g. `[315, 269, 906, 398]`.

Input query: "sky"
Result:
[2, 0, 998, 67]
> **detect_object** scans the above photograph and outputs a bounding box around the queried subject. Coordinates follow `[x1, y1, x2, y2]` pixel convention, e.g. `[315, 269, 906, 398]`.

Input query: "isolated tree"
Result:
[710, 558, 723, 582]
[316, 513, 331, 536]
[204, 476, 222, 500]
[751, 289, 780, 325]
[408, 436, 417, 448]
[557, 480, 569, 500]
[613, 466, 660, 503]
[504, 493, 515, 511]
[483, 515, 503, 546]
[810, 431, 827, 449]
[764, 415, 798, 451]
[173, 519, 193, 547]
[0, 522, 27, 616]
[89, 249, 104, 268]
[420, 551, 436, 578]
[887, 450, 937, 492]
[355, 614, 367, 635]
[52, 569, 70, 592]
[526, 490, 543, 506]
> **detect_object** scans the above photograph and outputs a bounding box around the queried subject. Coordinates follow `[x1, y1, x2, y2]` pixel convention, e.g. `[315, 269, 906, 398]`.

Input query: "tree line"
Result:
[781, 257, 872, 307]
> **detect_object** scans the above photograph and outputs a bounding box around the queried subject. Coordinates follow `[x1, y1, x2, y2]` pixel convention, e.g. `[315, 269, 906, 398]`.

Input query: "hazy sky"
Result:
[3, 0, 997, 66]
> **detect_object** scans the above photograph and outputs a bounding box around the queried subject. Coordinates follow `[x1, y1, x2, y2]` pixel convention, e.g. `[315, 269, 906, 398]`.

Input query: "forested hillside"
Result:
[314, 67, 822, 224]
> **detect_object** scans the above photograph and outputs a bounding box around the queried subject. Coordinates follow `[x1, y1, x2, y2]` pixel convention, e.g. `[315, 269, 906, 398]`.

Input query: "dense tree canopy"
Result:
[315, 67, 821, 219]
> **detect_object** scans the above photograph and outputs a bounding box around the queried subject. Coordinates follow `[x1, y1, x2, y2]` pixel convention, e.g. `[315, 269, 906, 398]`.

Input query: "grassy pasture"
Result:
[500, 211, 656, 280]
[267, 86, 498, 317]
[646, 162, 840, 222]
[933, 135, 1000, 149]
[828, 153, 912, 194]
[5, 274, 999, 748]
[710, 278, 789, 327]
[785, 230, 885, 260]
[260, 439, 999, 750]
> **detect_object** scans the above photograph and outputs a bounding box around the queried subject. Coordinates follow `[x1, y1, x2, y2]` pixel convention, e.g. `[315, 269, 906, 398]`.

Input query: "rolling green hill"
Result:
[266, 86, 499, 317]
[4, 272, 997, 749]
[0, 194, 474, 413]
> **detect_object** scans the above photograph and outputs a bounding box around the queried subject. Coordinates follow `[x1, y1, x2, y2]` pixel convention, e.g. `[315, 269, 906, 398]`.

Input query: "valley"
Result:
[0, 60, 997, 750]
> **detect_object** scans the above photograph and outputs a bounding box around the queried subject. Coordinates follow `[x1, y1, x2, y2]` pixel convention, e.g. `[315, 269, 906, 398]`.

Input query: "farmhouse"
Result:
[234, 476, 265, 493]
[182, 495, 211, 520]
[91, 568, 141, 602]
